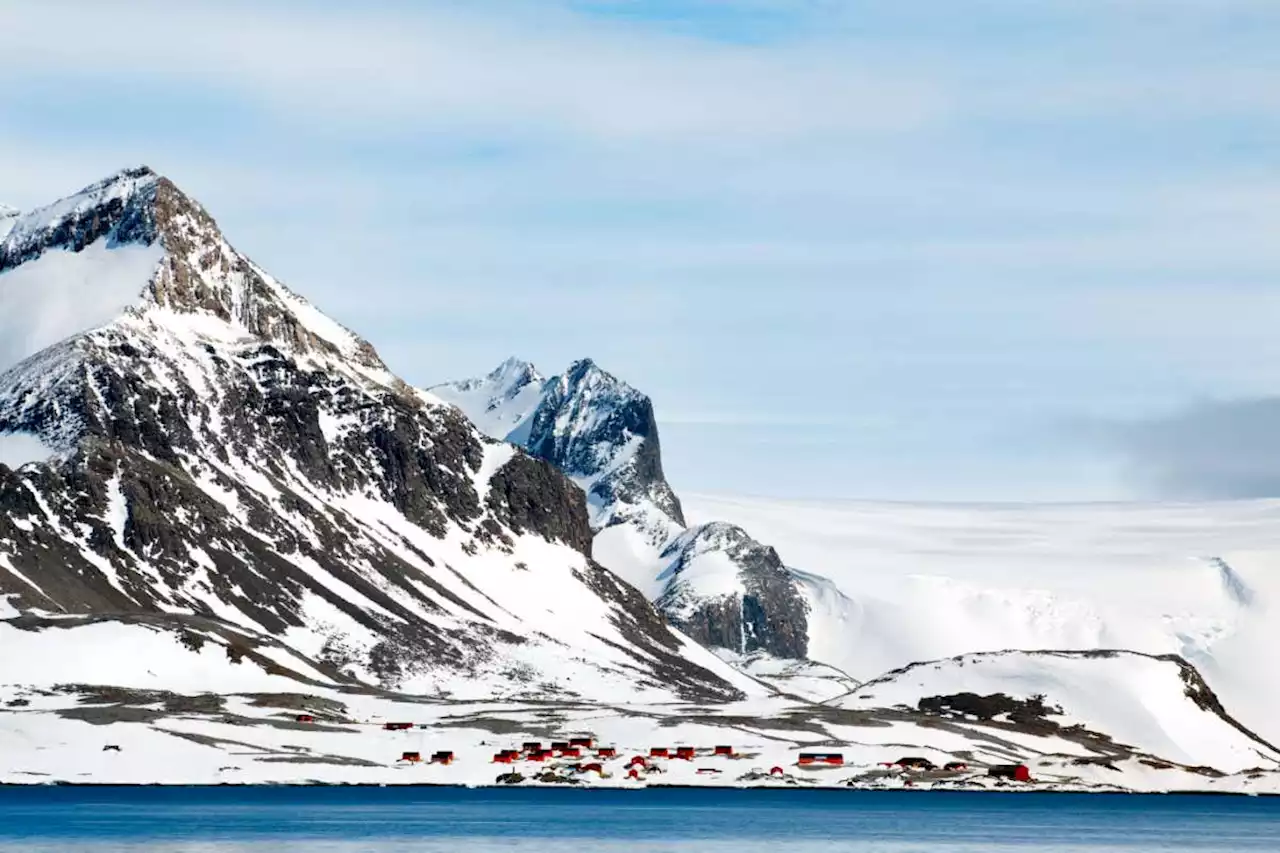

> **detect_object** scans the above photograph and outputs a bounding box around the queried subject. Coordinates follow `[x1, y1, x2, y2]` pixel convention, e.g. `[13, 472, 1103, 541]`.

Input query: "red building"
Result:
[675, 747, 696, 760]
[400, 751, 422, 763]
[383, 722, 413, 731]
[596, 747, 618, 758]
[649, 747, 670, 758]
[713, 745, 734, 757]
[988, 764, 1032, 782]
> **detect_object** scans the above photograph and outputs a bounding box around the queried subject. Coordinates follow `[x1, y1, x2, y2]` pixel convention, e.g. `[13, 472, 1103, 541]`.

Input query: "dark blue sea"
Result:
[1, 786, 1277, 851]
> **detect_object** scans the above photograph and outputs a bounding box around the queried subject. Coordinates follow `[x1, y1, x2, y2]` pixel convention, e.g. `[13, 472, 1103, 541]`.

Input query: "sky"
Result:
[2, 0, 1279, 502]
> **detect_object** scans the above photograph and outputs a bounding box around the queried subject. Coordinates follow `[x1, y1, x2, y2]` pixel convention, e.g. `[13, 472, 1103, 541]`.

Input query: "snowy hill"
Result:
[837, 649, 1279, 775]
[0, 167, 754, 705]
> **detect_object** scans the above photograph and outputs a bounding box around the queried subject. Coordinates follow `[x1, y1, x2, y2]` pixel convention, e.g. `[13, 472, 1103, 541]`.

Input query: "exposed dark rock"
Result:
[657, 523, 809, 660]
[917, 692, 1063, 727]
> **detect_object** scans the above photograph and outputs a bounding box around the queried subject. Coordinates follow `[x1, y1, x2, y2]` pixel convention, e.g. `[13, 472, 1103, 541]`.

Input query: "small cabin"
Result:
[384, 722, 413, 731]
[798, 753, 844, 766]
[522, 741, 542, 752]
[430, 750, 455, 765]
[713, 745, 734, 757]
[580, 762, 604, 775]
[400, 751, 422, 763]
[493, 751, 517, 764]
[551, 741, 570, 751]
[628, 755, 648, 768]
[675, 746, 696, 760]
[295, 714, 316, 724]
[649, 747, 670, 758]
[527, 751, 549, 762]
[895, 756, 935, 770]
[627, 768, 642, 780]
[561, 747, 582, 758]
[988, 764, 1032, 782]
[944, 761, 969, 772]
[569, 737, 594, 748]
[597, 747, 618, 758]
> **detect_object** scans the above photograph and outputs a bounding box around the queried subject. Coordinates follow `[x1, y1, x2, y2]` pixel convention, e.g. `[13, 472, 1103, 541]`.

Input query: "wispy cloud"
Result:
[0, 0, 940, 141]
[2, 0, 1278, 500]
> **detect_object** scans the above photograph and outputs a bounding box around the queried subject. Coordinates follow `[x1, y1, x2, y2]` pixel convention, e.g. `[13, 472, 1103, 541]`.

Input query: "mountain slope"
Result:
[434, 360, 815, 661]
[0, 167, 753, 704]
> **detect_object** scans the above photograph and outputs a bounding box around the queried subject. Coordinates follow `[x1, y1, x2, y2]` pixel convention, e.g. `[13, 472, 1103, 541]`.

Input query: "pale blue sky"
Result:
[3, 0, 1279, 501]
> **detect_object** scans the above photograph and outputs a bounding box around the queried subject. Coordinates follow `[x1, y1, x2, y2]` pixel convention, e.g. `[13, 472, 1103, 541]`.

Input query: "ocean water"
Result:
[0, 787, 1278, 852]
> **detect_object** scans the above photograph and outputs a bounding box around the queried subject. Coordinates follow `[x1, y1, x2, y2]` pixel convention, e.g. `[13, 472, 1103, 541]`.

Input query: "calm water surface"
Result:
[0, 786, 1276, 852]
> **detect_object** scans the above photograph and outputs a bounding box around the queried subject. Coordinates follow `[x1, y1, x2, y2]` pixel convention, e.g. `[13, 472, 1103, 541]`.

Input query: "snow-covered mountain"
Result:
[434, 360, 814, 661]
[432, 358, 685, 537]
[0, 167, 754, 704]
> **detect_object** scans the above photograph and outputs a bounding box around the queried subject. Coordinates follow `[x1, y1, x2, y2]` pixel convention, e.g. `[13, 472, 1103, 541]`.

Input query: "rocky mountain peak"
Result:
[489, 356, 540, 386]
[435, 357, 686, 534]
[1, 167, 385, 378]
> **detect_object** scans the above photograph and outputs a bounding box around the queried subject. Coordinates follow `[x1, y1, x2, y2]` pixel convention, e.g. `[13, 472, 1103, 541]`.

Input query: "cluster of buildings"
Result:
[289, 714, 1033, 784]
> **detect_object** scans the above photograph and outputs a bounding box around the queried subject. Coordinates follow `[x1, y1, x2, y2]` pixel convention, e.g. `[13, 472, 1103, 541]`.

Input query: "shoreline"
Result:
[0, 781, 1272, 797]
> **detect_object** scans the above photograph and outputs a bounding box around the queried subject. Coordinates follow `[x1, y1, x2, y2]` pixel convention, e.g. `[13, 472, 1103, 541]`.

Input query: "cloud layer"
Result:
[2, 0, 1278, 500]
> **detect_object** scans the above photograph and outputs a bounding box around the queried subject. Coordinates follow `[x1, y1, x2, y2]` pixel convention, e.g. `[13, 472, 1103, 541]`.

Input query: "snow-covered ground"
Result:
[2, 614, 1278, 792]
[684, 494, 1280, 745]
